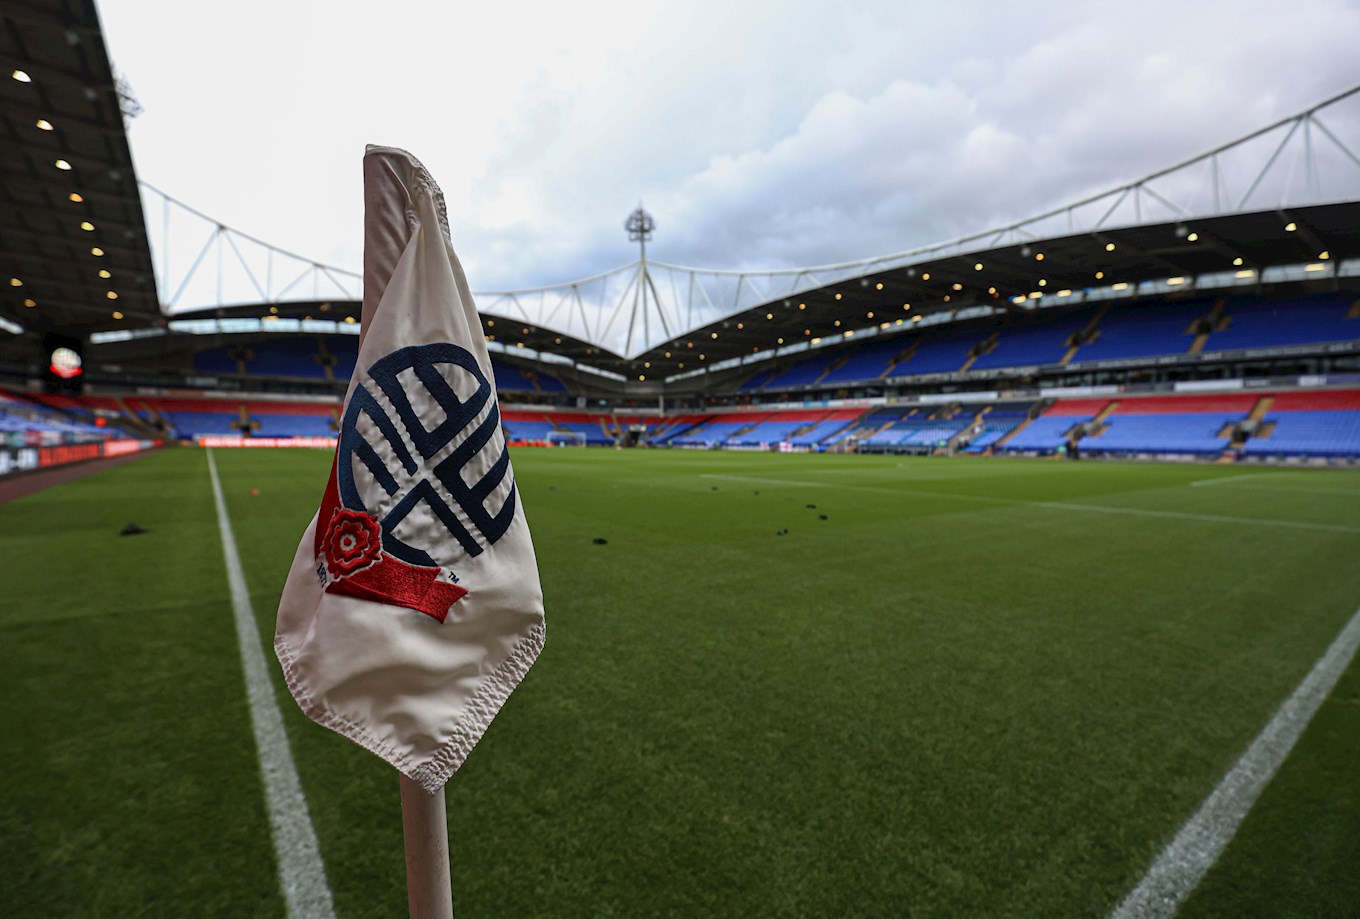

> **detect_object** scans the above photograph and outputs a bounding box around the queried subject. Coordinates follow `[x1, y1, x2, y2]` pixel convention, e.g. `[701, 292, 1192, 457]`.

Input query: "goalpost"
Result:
[546, 430, 588, 448]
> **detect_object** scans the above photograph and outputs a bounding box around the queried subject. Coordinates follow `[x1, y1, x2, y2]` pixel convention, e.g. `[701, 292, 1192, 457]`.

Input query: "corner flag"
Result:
[275, 146, 545, 794]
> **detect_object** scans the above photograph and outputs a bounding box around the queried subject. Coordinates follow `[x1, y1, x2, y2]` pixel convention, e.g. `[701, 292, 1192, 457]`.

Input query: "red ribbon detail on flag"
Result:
[326, 556, 468, 624]
[315, 457, 468, 624]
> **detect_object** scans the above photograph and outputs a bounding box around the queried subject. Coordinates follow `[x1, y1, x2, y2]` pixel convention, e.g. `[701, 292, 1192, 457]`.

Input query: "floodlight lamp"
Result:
[12, 70, 32, 82]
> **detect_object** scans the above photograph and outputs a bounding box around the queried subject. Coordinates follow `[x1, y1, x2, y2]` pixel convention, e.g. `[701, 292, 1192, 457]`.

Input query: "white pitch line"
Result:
[1110, 602, 1360, 919]
[698, 473, 1360, 535]
[1189, 473, 1292, 488]
[207, 449, 337, 919]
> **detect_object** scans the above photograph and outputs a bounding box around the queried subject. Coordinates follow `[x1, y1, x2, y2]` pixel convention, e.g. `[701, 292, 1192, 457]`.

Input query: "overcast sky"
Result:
[100, 0, 1360, 296]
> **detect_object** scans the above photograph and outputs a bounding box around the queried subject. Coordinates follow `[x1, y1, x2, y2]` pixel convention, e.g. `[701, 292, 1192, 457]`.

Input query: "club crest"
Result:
[313, 342, 518, 623]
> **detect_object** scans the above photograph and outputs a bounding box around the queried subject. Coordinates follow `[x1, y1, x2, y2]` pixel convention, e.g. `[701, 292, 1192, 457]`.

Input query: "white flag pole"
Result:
[400, 775, 454, 919]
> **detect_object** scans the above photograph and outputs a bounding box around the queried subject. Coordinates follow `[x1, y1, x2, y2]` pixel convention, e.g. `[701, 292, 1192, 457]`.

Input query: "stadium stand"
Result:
[963, 407, 1033, 453]
[817, 338, 904, 386]
[892, 330, 979, 376]
[1242, 389, 1360, 458]
[761, 354, 839, 391]
[999, 399, 1110, 454]
[1069, 300, 1212, 363]
[1204, 293, 1360, 351]
[1081, 393, 1257, 456]
[970, 312, 1092, 370]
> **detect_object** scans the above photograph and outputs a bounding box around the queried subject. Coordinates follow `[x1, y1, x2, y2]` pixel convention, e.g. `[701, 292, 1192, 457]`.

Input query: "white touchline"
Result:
[1110, 602, 1360, 919]
[207, 450, 337, 919]
[698, 473, 1360, 535]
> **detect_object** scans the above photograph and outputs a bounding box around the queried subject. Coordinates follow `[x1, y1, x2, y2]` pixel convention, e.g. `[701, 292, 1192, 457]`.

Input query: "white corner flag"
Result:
[275, 146, 545, 794]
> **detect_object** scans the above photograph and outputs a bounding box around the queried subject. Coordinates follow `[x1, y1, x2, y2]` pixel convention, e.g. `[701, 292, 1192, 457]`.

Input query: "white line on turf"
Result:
[1110, 602, 1360, 919]
[206, 449, 337, 919]
[1189, 473, 1287, 488]
[1189, 474, 1360, 496]
[697, 474, 1360, 534]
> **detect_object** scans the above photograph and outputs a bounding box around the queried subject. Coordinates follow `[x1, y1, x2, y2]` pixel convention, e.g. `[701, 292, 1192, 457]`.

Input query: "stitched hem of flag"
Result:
[274, 619, 545, 794]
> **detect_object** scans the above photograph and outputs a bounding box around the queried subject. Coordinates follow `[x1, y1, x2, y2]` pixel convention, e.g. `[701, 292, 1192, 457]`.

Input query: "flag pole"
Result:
[400, 775, 454, 919]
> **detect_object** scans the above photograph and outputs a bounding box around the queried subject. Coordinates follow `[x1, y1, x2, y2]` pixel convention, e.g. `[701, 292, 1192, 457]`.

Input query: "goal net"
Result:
[546, 430, 588, 447]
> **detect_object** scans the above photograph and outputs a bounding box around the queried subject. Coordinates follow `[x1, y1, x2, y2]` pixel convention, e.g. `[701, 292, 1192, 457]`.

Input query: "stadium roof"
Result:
[137, 85, 1360, 379]
[2, 0, 1357, 387]
[0, 0, 158, 342]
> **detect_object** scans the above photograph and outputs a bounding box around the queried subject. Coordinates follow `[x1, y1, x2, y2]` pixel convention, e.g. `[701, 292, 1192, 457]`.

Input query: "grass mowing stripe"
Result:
[700, 472, 1360, 534]
[1110, 602, 1360, 919]
[207, 449, 337, 919]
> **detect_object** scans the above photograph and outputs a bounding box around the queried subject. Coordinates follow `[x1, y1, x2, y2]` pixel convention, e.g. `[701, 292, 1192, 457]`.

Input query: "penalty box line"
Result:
[207, 449, 337, 919]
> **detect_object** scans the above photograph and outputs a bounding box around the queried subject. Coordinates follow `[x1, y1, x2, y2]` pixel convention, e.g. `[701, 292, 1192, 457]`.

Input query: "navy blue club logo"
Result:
[336, 342, 517, 568]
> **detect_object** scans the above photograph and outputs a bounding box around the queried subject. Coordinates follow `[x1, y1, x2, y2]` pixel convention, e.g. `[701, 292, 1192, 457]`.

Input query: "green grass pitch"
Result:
[3, 447, 1359, 917]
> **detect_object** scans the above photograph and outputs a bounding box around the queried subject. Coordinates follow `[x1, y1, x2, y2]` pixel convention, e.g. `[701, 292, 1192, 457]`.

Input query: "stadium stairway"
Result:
[991, 401, 1051, 450]
[949, 406, 991, 452]
[958, 331, 998, 374]
[1187, 299, 1228, 355]
[1060, 305, 1111, 365]
[881, 340, 920, 378]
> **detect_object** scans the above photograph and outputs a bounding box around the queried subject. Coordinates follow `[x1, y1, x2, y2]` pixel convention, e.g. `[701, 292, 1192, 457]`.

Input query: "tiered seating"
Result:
[970, 313, 1091, 370]
[762, 353, 838, 390]
[1, 389, 130, 442]
[249, 338, 332, 379]
[862, 407, 971, 449]
[1071, 300, 1208, 363]
[1207, 294, 1359, 351]
[490, 358, 568, 394]
[492, 359, 537, 391]
[1083, 394, 1256, 455]
[1243, 390, 1360, 458]
[1000, 399, 1108, 453]
[247, 402, 336, 437]
[893, 332, 977, 376]
[192, 347, 243, 375]
[652, 414, 713, 444]
[964, 409, 1031, 453]
[137, 397, 336, 439]
[325, 336, 359, 380]
[535, 372, 569, 393]
[547, 413, 614, 445]
[818, 338, 904, 385]
[724, 410, 828, 446]
[501, 411, 556, 442]
[738, 368, 777, 391]
[789, 410, 862, 446]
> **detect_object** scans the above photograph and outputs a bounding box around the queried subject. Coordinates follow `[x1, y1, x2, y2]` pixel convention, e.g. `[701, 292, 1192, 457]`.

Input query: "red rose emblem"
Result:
[325, 508, 383, 578]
